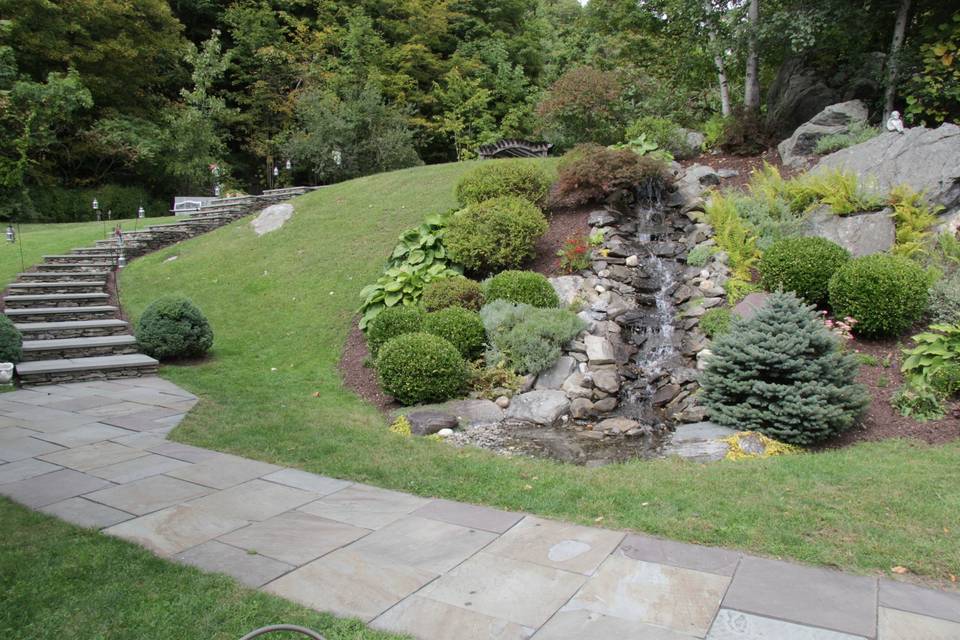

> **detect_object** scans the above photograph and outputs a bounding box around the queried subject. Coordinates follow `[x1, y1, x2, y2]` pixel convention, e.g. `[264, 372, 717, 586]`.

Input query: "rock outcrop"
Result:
[801, 206, 896, 257]
[777, 100, 869, 167]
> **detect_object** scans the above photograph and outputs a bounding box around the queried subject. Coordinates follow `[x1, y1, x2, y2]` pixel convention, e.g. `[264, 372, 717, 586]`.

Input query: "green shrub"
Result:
[686, 244, 718, 267]
[481, 300, 585, 374]
[550, 144, 670, 209]
[423, 307, 486, 359]
[445, 196, 548, 276]
[929, 270, 960, 325]
[376, 332, 467, 405]
[0, 315, 23, 363]
[136, 296, 213, 360]
[455, 161, 551, 206]
[724, 278, 761, 304]
[759, 237, 850, 306]
[813, 123, 882, 155]
[420, 276, 485, 312]
[365, 306, 425, 355]
[701, 291, 869, 445]
[626, 116, 694, 159]
[700, 308, 733, 339]
[828, 255, 930, 337]
[486, 270, 559, 308]
[930, 363, 960, 397]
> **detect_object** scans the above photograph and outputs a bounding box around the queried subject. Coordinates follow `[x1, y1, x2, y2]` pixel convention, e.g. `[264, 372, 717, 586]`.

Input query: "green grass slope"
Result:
[119, 161, 960, 586]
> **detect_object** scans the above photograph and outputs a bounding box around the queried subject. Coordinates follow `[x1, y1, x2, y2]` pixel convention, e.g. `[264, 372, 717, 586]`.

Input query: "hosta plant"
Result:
[359, 262, 461, 330]
[901, 323, 960, 386]
[386, 211, 454, 269]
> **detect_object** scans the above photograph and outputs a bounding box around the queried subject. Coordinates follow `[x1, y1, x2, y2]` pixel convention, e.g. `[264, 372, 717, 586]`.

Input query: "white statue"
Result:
[886, 110, 904, 134]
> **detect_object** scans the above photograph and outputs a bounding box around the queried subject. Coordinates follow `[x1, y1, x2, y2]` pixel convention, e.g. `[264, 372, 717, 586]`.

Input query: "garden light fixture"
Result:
[5, 225, 14, 243]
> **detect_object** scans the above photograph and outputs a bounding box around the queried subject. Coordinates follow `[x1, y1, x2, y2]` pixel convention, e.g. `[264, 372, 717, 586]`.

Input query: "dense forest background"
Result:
[1, 0, 957, 221]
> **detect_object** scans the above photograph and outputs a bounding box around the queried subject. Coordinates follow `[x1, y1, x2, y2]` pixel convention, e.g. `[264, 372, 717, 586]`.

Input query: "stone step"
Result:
[71, 247, 118, 256]
[15, 319, 130, 340]
[7, 281, 106, 295]
[35, 262, 115, 272]
[16, 271, 110, 282]
[42, 254, 116, 264]
[16, 353, 159, 386]
[21, 335, 140, 361]
[3, 292, 110, 309]
[5, 306, 118, 322]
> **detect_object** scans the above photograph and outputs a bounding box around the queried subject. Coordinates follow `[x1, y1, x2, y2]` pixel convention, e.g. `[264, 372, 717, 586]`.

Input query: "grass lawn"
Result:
[52, 159, 955, 589]
[0, 498, 402, 640]
[0, 217, 153, 287]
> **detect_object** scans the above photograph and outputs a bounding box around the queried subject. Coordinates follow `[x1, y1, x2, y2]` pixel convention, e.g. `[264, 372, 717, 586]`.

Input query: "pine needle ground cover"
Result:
[113, 162, 960, 586]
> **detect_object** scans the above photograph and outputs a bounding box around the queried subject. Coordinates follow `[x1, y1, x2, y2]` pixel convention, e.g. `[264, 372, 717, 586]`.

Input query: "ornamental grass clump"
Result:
[136, 296, 213, 360]
[700, 291, 869, 445]
[759, 237, 850, 307]
[486, 270, 559, 308]
[0, 315, 23, 364]
[827, 254, 930, 338]
[376, 332, 466, 405]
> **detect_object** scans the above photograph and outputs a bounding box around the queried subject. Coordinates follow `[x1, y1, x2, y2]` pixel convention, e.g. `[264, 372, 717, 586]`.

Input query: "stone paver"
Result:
[40, 496, 133, 529]
[418, 552, 587, 629]
[563, 554, 730, 637]
[174, 540, 293, 588]
[707, 609, 866, 639]
[484, 515, 624, 575]
[218, 511, 369, 565]
[5, 376, 960, 640]
[298, 484, 430, 529]
[877, 607, 960, 640]
[373, 595, 534, 640]
[265, 548, 437, 622]
[347, 516, 498, 574]
[723, 557, 878, 638]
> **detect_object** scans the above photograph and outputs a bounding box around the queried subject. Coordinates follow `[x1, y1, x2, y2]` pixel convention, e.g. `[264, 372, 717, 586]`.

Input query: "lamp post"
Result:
[272, 165, 279, 189]
[93, 198, 104, 239]
[136, 205, 145, 231]
[5, 225, 14, 243]
[7, 222, 23, 271]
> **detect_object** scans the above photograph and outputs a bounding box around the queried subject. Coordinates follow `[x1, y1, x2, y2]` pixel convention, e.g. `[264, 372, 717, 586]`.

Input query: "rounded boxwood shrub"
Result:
[421, 276, 485, 312]
[486, 270, 559, 308]
[424, 307, 486, 359]
[136, 296, 213, 360]
[701, 291, 869, 445]
[0, 315, 23, 363]
[828, 254, 929, 337]
[444, 196, 548, 276]
[759, 237, 850, 306]
[365, 306, 425, 355]
[376, 332, 467, 405]
[455, 160, 551, 206]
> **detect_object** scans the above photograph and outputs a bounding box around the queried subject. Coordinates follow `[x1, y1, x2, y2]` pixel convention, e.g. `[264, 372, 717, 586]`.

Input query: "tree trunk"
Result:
[883, 0, 911, 120]
[704, 0, 732, 117]
[743, 0, 761, 114]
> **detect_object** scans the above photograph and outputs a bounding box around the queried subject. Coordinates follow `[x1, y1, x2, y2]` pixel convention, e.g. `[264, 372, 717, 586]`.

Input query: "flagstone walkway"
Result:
[1, 377, 958, 640]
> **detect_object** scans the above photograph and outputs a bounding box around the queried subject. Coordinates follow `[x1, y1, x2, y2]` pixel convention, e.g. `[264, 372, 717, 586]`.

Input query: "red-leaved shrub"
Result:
[549, 144, 670, 209]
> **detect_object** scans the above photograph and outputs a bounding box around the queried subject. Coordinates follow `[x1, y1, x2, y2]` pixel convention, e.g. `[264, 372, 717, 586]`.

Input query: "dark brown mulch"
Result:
[679, 148, 800, 189]
[529, 206, 592, 277]
[826, 337, 960, 447]
[339, 322, 397, 413]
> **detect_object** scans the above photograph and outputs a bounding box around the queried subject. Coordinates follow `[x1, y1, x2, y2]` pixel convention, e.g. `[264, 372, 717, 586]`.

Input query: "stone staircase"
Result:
[4, 189, 309, 385]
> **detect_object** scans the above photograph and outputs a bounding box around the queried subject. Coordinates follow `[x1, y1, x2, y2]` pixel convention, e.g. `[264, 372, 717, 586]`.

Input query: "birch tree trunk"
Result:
[883, 0, 911, 120]
[704, 0, 732, 117]
[743, 0, 761, 114]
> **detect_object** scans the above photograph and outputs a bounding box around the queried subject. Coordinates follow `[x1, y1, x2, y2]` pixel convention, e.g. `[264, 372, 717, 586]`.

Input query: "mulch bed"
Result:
[679, 148, 802, 189]
[529, 206, 592, 276]
[339, 323, 396, 413]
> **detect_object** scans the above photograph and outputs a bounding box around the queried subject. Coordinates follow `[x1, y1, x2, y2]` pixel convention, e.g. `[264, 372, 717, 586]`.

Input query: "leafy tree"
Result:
[536, 66, 626, 148]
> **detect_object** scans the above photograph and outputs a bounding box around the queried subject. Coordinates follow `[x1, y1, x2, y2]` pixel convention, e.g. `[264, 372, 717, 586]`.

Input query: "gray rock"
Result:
[584, 334, 615, 365]
[535, 356, 576, 390]
[591, 369, 620, 394]
[802, 206, 894, 257]
[814, 122, 960, 213]
[570, 397, 594, 419]
[406, 411, 459, 436]
[777, 100, 869, 167]
[676, 165, 720, 202]
[625, 255, 639, 267]
[597, 417, 640, 434]
[652, 383, 681, 407]
[495, 396, 510, 409]
[660, 421, 738, 463]
[445, 400, 504, 428]
[685, 130, 705, 153]
[717, 168, 740, 179]
[671, 421, 738, 441]
[437, 428, 454, 438]
[671, 367, 700, 385]
[588, 209, 617, 227]
[550, 275, 586, 307]
[562, 373, 592, 399]
[592, 397, 618, 413]
[732, 292, 771, 321]
[672, 284, 695, 304]
[506, 390, 570, 425]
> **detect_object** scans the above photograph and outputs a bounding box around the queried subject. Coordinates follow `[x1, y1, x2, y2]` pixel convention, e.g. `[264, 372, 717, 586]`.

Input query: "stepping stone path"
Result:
[1, 376, 958, 639]
[3, 188, 314, 386]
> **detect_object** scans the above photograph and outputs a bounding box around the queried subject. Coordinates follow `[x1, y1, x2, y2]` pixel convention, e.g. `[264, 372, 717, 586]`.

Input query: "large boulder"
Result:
[777, 100, 869, 167]
[801, 206, 895, 257]
[506, 390, 570, 425]
[765, 60, 841, 139]
[813, 123, 960, 215]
